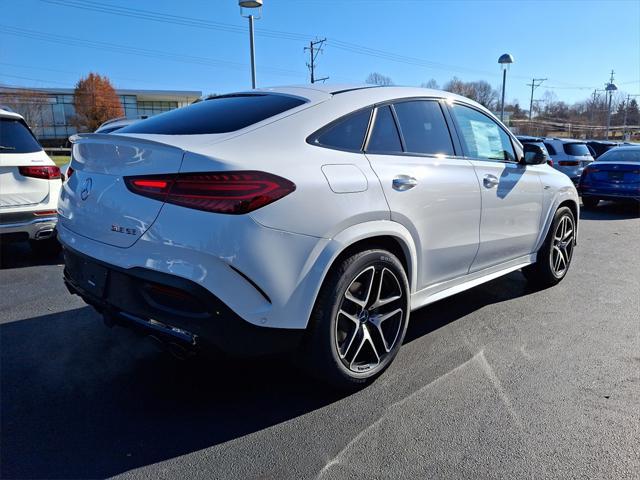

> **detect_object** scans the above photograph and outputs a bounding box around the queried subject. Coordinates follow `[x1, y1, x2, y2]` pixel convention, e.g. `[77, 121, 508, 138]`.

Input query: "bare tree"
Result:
[443, 77, 498, 109]
[421, 78, 439, 89]
[0, 88, 49, 128]
[366, 72, 394, 86]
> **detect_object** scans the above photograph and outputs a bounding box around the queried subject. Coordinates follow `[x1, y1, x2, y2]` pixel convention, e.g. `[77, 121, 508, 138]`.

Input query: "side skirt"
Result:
[410, 254, 536, 311]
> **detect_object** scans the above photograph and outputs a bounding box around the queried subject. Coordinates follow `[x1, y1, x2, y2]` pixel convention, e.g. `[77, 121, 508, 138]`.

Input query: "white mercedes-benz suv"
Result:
[0, 107, 61, 255]
[59, 85, 579, 388]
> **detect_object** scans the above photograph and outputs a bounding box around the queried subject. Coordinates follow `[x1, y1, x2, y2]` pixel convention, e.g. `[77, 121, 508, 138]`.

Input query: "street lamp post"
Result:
[498, 53, 514, 122]
[605, 81, 618, 140]
[239, 0, 263, 89]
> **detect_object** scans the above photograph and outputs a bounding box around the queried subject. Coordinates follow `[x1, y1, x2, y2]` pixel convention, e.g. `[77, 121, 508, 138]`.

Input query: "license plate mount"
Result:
[65, 251, 109, 298]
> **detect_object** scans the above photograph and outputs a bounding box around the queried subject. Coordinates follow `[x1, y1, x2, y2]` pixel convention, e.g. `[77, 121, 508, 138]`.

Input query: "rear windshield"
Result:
[597, 149, 640, 163]
[0, 117, 42, 154]
[563, 143, 591, 156]
[119, 94, 307, 135]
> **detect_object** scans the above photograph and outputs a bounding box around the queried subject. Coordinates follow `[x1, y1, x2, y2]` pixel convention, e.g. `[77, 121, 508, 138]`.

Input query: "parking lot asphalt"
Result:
[1, 202, 639, 480]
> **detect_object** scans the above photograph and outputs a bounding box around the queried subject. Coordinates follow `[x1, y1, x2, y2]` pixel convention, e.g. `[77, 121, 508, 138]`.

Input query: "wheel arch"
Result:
[535, 190, 580, 253]
[557, 198, 579, 244]
[298, 221, 418, 329]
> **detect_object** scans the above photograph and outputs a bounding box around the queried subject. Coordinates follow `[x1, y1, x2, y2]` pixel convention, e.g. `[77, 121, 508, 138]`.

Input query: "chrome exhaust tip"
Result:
[35, 229, 54, 240]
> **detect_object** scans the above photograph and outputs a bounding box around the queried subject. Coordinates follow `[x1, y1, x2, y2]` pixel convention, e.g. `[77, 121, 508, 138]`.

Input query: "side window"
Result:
[365, 106, 403, 154]
[544, 142, 557, 155]
[313, 108, 372, 151]
[393, 101, 455, 156]
[450, 104, 516, 162]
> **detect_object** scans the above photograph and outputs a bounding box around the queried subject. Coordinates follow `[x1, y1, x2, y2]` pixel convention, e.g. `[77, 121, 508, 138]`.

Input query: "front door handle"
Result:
[392, 175, 418, 191]
[483, 174, 499, 189]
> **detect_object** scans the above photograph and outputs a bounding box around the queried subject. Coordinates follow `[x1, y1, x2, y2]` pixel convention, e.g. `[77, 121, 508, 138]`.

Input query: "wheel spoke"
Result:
[563, 227, 573, 241]
[553, 246, 563, 272]
[344, 266, 375, 308]
[339, 323, 361, 359]
[370, 268, 403, 310]
[370, 308, 403, 352]
[338, 309, 360, 325]
[350, 324, 379, 370]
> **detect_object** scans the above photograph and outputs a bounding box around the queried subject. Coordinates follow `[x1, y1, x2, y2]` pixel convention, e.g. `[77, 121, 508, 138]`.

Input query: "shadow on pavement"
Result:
[579, 201, 640, 221]
[0, 268, 537, 479]
[0, 241, 63, 270]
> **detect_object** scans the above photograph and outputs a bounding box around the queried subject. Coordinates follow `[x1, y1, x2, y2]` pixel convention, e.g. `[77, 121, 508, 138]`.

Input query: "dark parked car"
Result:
[578, 146, 640, 208]
[586, 140, 618, 159]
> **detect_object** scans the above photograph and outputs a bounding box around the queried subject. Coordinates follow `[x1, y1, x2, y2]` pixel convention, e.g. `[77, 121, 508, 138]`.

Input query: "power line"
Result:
[24, 0, 640, 92]
[0, 25, 306, 79]
[36, 0, 523, 80]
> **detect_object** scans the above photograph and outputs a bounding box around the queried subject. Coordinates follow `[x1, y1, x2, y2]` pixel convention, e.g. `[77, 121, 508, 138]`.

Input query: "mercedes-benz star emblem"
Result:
[80, 178, 93, 201]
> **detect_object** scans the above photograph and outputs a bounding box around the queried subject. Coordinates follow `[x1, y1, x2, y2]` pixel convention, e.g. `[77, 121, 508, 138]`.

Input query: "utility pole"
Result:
[622, 94, 640, 141]
[605, 70, 618, 140]
[527, 78, 547, 124]
[305, 38, 328, 84]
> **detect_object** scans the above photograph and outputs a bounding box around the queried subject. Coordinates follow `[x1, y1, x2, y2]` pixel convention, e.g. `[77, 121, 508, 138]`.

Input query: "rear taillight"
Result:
[124, 171, 296, 214]
[547, 159, 554, 167]
[66, 166, 74, 180]
[19, 166, 61, 180]
[34, 210, 58, 216]
[558, 161, 579, 167]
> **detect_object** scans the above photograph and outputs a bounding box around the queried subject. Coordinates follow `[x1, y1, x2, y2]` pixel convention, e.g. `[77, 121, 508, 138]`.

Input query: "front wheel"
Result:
[302, 249, 410, 390]
[522, 206, 576, 288]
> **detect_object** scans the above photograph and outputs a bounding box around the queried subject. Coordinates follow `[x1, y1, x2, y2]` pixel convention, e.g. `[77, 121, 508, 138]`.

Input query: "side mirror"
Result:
[522, 144, 548, 165]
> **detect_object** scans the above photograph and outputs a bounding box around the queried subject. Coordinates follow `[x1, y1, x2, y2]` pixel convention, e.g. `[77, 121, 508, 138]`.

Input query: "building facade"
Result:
[0, 87, 201, 147]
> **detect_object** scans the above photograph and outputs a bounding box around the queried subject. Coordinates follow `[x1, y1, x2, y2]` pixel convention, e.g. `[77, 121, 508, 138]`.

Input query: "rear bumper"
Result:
[579, 185, 640, 201]
[0, 212, 57, 241]
[63, 246, 304, 356]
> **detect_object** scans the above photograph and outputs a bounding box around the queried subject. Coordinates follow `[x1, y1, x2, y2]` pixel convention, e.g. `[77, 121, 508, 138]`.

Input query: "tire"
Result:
[582, 196, 599, 209]
[302, 249, 410, 390]
[522, 206, 575, 288]
[29, 237, 62, 257]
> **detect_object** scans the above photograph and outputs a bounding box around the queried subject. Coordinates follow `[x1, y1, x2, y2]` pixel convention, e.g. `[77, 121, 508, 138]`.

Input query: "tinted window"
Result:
[450, 104, 515, 161]
[366, 106, 402, 154]
[0, 118, 42, 153]
[314, 108, 371, 151]
[544, 142, 557, 155]
[120, 94, 306, 135]
[563, 143, 591, 156]
[597, 149, 640, 163]
[393, 101, 454, 156]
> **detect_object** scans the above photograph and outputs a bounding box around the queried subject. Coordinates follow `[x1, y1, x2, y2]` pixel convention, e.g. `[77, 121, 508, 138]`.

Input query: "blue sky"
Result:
[1, 0, 639, 106]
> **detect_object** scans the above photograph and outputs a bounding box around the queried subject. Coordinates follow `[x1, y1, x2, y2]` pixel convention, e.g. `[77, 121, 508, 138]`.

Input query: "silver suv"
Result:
[543, 138, 594, 184]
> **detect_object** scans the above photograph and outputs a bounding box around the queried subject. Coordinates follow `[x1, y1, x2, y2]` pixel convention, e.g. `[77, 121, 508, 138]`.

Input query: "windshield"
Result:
[0, 117, 43, 153]
[597, 149, 640, 163]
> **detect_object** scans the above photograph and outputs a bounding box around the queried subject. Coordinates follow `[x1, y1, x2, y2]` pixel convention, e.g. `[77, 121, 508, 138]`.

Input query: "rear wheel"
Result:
[303, 249, 410, 389]
[582, 196, 599, 209]
[29, 237, 61, 257]
[522, 206, 575, 288]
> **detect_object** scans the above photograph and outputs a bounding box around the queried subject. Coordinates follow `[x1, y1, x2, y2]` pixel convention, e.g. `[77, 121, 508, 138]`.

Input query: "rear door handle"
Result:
[483, 174, 499, 189]
[392, 175, 418, 191]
